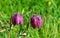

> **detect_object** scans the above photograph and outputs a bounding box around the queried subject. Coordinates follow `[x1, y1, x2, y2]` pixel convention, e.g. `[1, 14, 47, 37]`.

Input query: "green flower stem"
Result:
[18, 25, 22, 38]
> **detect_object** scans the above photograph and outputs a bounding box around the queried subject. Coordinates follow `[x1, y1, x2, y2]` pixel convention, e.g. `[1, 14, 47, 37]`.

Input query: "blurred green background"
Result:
[0, 0, 60, 38]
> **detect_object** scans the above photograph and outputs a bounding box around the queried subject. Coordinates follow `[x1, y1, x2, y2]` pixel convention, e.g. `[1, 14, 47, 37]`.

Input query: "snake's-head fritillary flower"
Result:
[12, 14, 24, 25]
[30, 15, 43, 28]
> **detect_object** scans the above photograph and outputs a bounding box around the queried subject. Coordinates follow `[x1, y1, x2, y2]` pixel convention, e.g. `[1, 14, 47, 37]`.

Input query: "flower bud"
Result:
[12, 14, 24, 25]
[30, 15, 43, 28]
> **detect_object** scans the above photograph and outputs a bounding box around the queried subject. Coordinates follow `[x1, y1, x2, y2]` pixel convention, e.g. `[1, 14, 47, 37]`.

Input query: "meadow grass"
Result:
[0, 0, 60, 38]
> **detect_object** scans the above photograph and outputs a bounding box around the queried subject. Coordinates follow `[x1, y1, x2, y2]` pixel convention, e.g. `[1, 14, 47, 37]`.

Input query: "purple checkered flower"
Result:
[30, 15, 43, 28]
[12, 14, 24, 25]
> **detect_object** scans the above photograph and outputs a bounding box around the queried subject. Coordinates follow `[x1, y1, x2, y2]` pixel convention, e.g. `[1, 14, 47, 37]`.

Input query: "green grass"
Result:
[0, 0, 60, 38]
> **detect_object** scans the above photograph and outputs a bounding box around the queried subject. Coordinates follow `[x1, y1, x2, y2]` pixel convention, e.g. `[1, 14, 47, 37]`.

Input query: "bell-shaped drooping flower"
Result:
[30, 15, 43, 28]
[12, 14, 24, 25]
